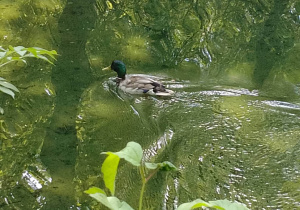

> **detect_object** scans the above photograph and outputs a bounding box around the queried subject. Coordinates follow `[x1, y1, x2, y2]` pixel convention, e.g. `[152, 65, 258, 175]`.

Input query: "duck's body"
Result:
[105, 60, 174, 96]
[117, 74, 174, 96]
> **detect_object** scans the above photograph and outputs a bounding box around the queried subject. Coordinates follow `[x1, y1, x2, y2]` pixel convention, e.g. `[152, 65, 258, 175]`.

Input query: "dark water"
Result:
[1, 0, 300, 209]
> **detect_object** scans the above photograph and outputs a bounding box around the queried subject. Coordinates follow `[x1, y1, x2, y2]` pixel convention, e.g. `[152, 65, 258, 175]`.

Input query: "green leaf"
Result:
[107, 197, 134, 210]
[0, 46, 57, 67]
[34, 47, 58, 58]
[0, 86, 15, 98]
[24, 47, 58, 60]
[177, 199, 213, 210]
[84, 187, 112, 209]
[0, 52, 5, 58]
[11, 57, 22, 61]
[101, 152, 120, 195]
[0, 107, 3, 114]
[36, 54, 53, 64]
[158, 161, 177, 171]
[145, 162, 158, 170]
[178, 199, 250, 210]
[8, 45, 15, 52]
[41, 51, 57, 60]
[85, 186, 106, 194]
[100, 142, 143, 196]
[100, 142, 142, 195]
[0, 81, 19, 92]
[84, 187, 134, 210]
[24, 47, 38, 57]
[13, 46, 26, 56]
[145, 161, 177, 171]
[4, 48, 14, 57]
[20, 59, 27, 64]
[23, 53, 54, 64]
[209, 200, 250, 210]
[114, 141, 143, 166]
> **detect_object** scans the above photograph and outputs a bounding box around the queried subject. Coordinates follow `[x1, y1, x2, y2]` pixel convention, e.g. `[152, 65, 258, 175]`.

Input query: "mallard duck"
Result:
[103, 60, 174, 96]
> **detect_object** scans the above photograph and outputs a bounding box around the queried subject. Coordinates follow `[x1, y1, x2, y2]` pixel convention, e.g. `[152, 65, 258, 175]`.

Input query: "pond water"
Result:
[1, 0, 300, 209]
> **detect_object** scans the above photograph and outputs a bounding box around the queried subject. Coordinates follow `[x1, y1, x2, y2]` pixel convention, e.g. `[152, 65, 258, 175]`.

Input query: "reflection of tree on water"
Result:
[90, 0, 299, 89]
[254, 1, 294, 87]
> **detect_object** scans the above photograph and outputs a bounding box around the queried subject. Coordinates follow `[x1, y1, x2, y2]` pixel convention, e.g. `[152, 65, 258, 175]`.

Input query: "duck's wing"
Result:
[127, 76, 164, 92]
[124, 75, 174, 95]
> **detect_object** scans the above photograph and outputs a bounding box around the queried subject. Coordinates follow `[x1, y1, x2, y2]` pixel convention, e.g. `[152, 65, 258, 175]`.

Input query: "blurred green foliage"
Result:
[0, 46, 57, 114]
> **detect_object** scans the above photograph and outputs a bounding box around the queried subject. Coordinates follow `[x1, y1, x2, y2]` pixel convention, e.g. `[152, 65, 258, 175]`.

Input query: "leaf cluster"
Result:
[85, 142, 177, 210]
[0, 46, 57, 67]
[0, 45, 57, 114]
[0, 77, 19, 114]
[84, 141, 249, 210]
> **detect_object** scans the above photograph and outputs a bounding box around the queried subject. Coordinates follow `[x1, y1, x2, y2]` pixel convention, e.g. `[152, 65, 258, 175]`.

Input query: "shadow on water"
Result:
[40, 0, 96, 208]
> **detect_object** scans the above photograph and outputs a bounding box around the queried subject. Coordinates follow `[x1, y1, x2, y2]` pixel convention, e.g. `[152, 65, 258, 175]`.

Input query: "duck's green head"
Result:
[111, 60, 126, 79]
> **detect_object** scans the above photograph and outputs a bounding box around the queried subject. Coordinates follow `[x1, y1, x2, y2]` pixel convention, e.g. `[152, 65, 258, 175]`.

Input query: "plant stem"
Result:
[139, 181, 146, 210]
[139, 166, 146, 210]
[0, 60, 14, 68]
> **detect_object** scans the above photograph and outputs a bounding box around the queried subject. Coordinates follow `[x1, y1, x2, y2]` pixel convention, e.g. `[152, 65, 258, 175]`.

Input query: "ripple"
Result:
[262, 100, 300, 110]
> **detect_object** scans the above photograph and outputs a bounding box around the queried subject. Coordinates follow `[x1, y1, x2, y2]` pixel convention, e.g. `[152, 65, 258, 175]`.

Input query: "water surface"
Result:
[0, 0, 300, 209]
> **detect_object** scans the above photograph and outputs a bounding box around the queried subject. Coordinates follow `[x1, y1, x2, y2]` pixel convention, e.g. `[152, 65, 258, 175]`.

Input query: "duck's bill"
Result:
[102, 66, 111, 71]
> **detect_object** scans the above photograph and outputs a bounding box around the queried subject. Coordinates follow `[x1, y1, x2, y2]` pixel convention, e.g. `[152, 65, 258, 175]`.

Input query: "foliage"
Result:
[84, 141, 249, 210]
[177, 199, 250, 210]
[0, 77, 19, 99]
[0, 45, 57, 114]
[0, 46, 57, 67]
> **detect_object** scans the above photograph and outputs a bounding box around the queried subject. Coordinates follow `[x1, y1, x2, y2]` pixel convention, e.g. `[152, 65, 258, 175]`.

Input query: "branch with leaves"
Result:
[0, 45, 57, 114]
[84, 142, 249, 210]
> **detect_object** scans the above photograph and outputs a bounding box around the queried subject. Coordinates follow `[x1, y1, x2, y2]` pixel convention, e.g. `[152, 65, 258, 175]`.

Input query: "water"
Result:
[1, 0, 300, 209]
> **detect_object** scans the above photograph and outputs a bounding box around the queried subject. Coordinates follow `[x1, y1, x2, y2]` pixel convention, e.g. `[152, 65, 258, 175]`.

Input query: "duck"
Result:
[103, 60, 174, 96]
